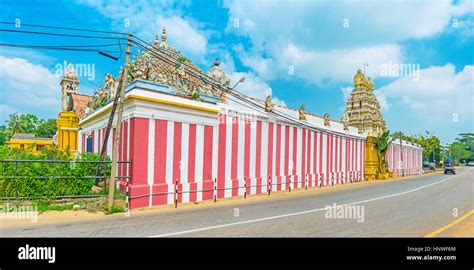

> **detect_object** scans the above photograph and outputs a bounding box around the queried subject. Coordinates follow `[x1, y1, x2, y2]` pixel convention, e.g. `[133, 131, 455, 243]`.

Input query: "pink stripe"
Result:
[267, 122, 274, 190]
[231, 117, 239, 197]
[326, 133, 330, 185]
[339, 136, 343, 180]
[313, 132, 317, 181]
[244, 120, 251, 195]
[173, 122, 182, 202]
[122, 121, 128, 177]
[276, 124, 281, 191]
[129, 118, 149, 208]
[292, 127, 297, 189]
[153, 119, 168, 205]
[217, 114, 226, 198]
[256, 120, 262, 194]
[284, 126, 290, 188]
[301, 128, 306, 187]
[98, 129, 101, 154]
[306, 130, 311, 186]
[319, 132, 323, 184]
[336, 136, 338, 177]
[202, 125, 213, 200]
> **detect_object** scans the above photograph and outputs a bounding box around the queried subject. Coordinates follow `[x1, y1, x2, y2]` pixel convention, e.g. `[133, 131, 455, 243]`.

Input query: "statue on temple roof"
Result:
[323, 113, 330, 126]
[125, 28, 226, 101]
[298, 105, 306, 121]
[265, 95, 274, 112]
[342, 115, 349, 131]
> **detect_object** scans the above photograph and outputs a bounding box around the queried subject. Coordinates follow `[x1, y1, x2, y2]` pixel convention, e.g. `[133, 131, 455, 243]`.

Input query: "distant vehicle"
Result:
[422, 161, 434, 171]
[444, 162, 456, 174]
[452, 161, 459, 166]
[467, 161, 474, 166]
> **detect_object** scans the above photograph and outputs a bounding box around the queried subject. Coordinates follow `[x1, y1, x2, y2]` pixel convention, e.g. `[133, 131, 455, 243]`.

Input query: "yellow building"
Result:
[7, 133, 54, 153]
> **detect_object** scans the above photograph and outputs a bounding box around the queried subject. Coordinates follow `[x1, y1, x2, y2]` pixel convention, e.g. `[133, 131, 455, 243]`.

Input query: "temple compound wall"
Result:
[78, 79, 367, 208]
[386, 139, 423, 176]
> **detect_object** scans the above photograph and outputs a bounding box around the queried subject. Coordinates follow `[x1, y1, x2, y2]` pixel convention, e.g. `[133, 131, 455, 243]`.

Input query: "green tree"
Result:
[35, 119, 57, 138]
[6, 113, 41, 135]
[393, 131, 443, 163]
[414, 131, 442, 163]
[448, 133, 474, 162]
[449, 142, 471, 161]
[0, 125, 7, 145]
[376, 130, 394, 174]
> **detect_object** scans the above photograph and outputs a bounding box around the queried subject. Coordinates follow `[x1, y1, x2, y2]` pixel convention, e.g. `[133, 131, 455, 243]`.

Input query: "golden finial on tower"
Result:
[353, 69, 365, 89]
[154, 32, 159, 47]
[161, 27, 167, 43]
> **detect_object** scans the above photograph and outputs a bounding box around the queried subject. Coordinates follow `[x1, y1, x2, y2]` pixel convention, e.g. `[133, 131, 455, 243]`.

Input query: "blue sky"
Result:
[0, 0, 472, 143]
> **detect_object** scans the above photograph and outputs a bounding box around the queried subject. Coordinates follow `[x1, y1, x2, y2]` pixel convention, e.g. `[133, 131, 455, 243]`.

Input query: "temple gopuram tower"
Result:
[342, 69, 387, 137]
[343, 69, 387, 180]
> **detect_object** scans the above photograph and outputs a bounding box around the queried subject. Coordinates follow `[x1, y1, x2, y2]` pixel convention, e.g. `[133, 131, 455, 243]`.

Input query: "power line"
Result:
[129, 40, 343, 135]
[0, 23, 359, 137]
[0, 42, 123, 53]
[130, 38, 362, 138]
[0, 21, 128, 35]
[0, 28, 126, 40]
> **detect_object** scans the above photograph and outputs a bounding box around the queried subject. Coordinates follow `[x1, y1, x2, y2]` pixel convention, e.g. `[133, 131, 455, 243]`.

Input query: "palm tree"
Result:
[8, 113, 26, 136]
[376, 130, 394, 175]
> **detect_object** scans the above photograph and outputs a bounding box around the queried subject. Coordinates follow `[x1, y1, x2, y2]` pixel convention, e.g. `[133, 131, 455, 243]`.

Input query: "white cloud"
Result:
[377, 64, 474, 125]
[224, 0, 471, 85]
[280, 43, 402, 85]
[154, 15, 208, 61]
[220, 52, 284, 104]
[233, 44, 276, 80]
[225, 0, 471, 50]
[272, 97, 287, 107]
[228, 71, 272, 99]
[0, 56, 59, 122]
[78, 0, 208, 62]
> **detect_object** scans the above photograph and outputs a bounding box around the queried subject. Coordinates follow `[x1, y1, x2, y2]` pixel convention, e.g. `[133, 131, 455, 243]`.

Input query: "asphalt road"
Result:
[1, 167, 472, 237]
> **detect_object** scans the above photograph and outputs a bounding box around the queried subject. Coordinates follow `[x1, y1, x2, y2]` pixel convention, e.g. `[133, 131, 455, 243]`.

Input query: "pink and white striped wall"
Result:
[386, 139, 423, 176]
[78, 81, 366, 208]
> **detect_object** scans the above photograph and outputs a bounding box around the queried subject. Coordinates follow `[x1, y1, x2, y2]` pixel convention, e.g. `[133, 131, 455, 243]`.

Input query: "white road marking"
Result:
[151, 170, 469, 237]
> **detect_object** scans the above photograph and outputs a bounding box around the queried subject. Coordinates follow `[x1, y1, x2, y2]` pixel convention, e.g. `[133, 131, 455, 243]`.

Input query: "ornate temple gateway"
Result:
[342, 69, 387, 137]
[341, 69, 423, 179]
[60, 29, 422, 208]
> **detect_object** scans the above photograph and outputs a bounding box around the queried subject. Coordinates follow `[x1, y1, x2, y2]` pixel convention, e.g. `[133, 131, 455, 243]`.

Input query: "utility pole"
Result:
[108, 33, 132, 212]
[96, 70, 123, 187]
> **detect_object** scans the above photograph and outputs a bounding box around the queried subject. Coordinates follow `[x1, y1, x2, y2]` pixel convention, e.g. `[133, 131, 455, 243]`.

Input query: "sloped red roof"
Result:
[72, 94, 93, 118]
